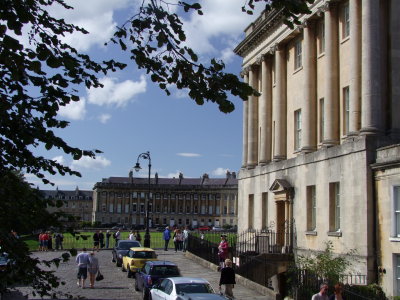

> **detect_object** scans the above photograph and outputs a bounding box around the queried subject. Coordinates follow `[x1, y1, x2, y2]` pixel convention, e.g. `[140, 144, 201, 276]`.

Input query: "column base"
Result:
[259, 160, 271, 166]
[300, 146, 317, 153]
[273, 155, 286, 162]
[321, 139, 339, 148]
[359, 127, 381, 136]
[246, 163, 256, 169]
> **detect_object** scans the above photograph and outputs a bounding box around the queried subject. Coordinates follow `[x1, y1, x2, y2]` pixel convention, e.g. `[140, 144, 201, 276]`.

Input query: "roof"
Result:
[146, 260, 177, 266]
[129, 247, 155, 251]
[39, 188, 93, 199]
[167, 277, 210, 284]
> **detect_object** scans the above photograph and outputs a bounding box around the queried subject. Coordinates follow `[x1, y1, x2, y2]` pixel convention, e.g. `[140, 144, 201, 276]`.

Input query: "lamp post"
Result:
[134, 151, 151, 248]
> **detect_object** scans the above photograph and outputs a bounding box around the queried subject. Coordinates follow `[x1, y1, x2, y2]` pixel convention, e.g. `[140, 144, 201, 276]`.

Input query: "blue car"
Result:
[135, 260, 181, 300]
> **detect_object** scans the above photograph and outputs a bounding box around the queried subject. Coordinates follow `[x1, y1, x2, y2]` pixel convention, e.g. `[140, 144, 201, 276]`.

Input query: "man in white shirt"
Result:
[311, 283, 329, 300]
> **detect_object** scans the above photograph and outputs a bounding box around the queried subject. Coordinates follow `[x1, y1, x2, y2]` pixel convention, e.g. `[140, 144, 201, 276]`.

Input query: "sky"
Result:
[26, 0, 260, 191]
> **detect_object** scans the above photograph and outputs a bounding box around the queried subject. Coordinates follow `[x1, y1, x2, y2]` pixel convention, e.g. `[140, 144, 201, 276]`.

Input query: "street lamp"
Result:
[134, 151, 151, 248]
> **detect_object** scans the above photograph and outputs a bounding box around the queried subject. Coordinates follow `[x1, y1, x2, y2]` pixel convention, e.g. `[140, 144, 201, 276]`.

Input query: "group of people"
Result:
[76, 248, 100, 289]
[38, 231, 64, 251]
[128, 230, 142, 242]
[312, 282, 346, 300]
[162, 226, 190, 252]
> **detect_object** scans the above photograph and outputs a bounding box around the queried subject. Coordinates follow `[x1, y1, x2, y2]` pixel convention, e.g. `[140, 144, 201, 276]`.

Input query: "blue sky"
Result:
[26, 0, 259, 190]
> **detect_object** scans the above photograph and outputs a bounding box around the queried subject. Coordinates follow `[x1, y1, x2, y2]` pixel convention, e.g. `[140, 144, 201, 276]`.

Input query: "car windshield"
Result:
[118, 241, 140, 250]
[151, 265, 179, 276]
[132, 251, 156, 259]
[176, 283, 213, 294]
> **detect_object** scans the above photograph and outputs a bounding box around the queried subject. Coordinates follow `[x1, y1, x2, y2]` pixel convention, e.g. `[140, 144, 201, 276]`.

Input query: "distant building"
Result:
[234, 0, 400, 296]
[92, 172, 238, 229]
[41, 186, 93, 223]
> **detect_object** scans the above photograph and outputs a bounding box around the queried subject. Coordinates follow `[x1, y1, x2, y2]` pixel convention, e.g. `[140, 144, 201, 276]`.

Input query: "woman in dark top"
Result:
[219, 258, 236, 298]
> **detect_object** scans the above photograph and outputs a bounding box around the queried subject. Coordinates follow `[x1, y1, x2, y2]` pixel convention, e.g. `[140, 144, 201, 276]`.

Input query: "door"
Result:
[276, 201, 285, 246]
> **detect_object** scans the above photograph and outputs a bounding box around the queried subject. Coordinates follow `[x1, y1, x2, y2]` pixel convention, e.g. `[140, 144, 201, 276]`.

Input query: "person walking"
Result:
[312, 283, 329, 300]
[329, 283, 346, 300]
[76, 248, 90, 289]
[99, 231, 105, 249]
[135, 231, 141, 243]
[173, 229, 183, 252]
[218, 234, 229, 270]
[219, 258, 236, 299]
[163, 226, 171, 251]
[182, 226, 189, 252]
[87, 251, 100, 289]
[105, 230, 111, 248]
[114, 229, 121, 245]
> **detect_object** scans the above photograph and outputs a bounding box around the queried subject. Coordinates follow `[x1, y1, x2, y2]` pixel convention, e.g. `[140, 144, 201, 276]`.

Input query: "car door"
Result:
[151, 278, 171, 300]
[137, 263, 150, 290]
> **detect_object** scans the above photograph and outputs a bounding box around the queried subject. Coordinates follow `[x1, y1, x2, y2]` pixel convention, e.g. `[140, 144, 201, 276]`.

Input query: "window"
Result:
[140, 192, 145, 199]
[262, 192, 268, 229]
[342, 2, 350, 39]
[295, 109, 302, 150]
[318, 19, 325, 54]
[329, 182, 341, 232]
[307, 186, 317, 231]
[132, 192, 137, 198]
[216, 206, 220, 215]
[294, 39, 302, 70]
[109, 203, 113, 213]
[248, 194, 254, 229]
[140, 203, 144, 213]
[396, 255, 400, 295]
[125, 204, 129, 213]
[319, 98, 325, 143]
[343, 86, 350, 135]
[393, 187, 400, 237]
[208, 205, 213, 214]
[132, 204, 137, 212]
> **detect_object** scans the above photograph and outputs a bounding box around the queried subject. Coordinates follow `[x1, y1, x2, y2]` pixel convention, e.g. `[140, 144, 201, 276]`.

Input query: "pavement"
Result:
[3, 249, 267, 300]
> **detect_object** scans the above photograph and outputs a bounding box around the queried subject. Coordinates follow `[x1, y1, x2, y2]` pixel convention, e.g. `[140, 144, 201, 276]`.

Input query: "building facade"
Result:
[91, 172, 238, 229]
[234, 0, 400, 296]
[42, 187, 93, 223]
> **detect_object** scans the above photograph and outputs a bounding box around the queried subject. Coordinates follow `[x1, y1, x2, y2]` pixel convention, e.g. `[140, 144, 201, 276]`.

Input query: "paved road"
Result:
[4, 249, 266, 300]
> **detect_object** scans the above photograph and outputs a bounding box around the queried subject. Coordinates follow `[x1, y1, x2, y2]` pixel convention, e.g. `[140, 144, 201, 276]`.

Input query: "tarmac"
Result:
[3, 249, 268, 300]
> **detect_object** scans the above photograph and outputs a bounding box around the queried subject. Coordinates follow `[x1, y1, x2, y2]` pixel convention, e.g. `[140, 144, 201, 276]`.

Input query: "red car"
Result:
[198, 226, 211, 231]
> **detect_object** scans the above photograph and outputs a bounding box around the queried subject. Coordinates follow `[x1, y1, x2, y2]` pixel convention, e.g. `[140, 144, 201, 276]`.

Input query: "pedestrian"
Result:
[55, 233, 62, 250]
[10, 230, 19, 239]
[105, 230, 111, 248]
[38, 231, 44, 251]
[218, 234, 229, 270]
[76, 248, 90, 289]
[93, 230, 100, 251]
[182, 226, 189, 252]
[129, 231, 136, 240]
[42, 231, 49, 251]
[99, 231, 105, 248]
[163, 226, 171, 251]
[312, 283, 329, 300]
[87, 251, 100, 289]
[47, 231, 53, 251]
[173, 229, 183, 252]
[329, 283, 345, 300]
[114, 229, 121, 245]
[219, 258, 236, 299]
[135, 231, 141, 243]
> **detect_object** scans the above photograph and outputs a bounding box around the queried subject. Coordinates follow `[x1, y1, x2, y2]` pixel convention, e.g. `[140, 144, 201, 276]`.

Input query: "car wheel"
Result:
[121, 264, 126, 272]
[134, 278, 139, 291]
[142, 287, 148, 300]
[148, 294, 152, 300]
[128, 267, 132, 278]
[116, 259, 121, 267]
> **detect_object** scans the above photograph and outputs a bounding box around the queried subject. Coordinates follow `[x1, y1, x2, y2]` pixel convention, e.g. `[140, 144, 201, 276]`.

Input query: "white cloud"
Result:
[71, 155, 111, 170]
[52, 155, 66, 165]
[177, 153, 201, 157]
[48, 0, 133, 51]
[58, 97, 87, 120]
[98, 114, 112, 124]
[87, 76, 147, 107]
[211, 167, 229, 176]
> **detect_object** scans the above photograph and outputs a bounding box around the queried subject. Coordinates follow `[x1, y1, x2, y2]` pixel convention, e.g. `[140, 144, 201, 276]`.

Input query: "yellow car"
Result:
[122, 247, 158, 278]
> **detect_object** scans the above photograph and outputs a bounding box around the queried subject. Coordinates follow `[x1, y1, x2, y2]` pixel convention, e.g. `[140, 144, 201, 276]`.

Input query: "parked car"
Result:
[150, 277, 216, 300]
[177, 293, 229, 300]
[155, 226, 165, 232]
[112, 240, 141, 267]
[122, 247, 158, 278]
[212, 226, 222, 231]
[198, 226, 211, 231]
[135, 260, 181, 300]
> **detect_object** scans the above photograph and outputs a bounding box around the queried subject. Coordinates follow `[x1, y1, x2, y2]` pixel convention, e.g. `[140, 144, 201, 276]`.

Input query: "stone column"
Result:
[301, 20, 317, 153]
[247, 65, 259, 168]
[389, 0, 400, 138]
[259, 55, 273, 164]
[273, 45, 287, 161]
[323, 3, 339, 147]
[348, 0, 361, 136]
[360, 0, 382, 134]
[242, 71, 249, 168]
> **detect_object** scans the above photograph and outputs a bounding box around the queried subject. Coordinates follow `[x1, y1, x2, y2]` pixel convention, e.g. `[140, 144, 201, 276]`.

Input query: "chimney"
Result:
[226, 170, 231, 178]
[129, 170, 133, 184]
[201, 173, 209, 185]
[231, 172, 236, 179]
[155, 172, 159, 185]
[179, 172, 183, 185]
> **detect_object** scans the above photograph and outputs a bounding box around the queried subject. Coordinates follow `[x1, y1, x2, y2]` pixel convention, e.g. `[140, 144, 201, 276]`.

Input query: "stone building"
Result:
[91, 172, 238, 229]
[234, 0, 400, 295]
[41, 187, 93, 223]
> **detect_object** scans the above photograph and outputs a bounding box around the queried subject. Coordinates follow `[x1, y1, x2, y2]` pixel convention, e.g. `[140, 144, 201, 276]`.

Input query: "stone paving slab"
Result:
[4, 249, 267, 300]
